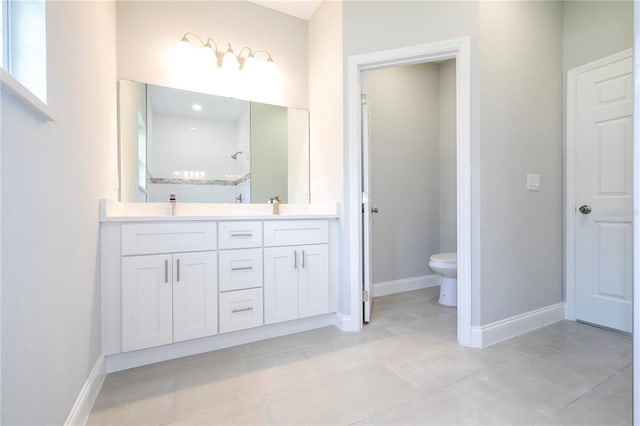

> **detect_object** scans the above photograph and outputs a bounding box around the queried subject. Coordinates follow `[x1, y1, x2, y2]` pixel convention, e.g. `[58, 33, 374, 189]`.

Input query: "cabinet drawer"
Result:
[219, 248, 263, 292]
[218, 221, 262, 249]
[121, 223, 217, 255]
[219, 288, 264, 333]
[263, 220, 328, 247]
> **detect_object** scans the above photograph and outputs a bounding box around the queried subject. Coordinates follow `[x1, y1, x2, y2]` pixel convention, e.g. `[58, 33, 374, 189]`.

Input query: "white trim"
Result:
[346, 37, 473, 345]
[565, 48, 633, 322]
[470, 303, 565, 348]
[106, 314, 336, 373]
[632, 4, 640, 423]
[372, 274, 440, 298]
[64, 355, 106, 426]
[335, 312, 359, 332]
[0, 69, 55, 121]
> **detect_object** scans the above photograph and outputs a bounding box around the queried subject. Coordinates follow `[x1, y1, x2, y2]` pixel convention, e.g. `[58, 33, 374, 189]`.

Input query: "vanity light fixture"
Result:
[177, 32, 275, 72]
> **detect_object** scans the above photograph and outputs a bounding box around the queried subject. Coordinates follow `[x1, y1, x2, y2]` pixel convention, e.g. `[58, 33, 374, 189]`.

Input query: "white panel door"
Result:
[122, 254, 173, 352]
[299, 244, 330, 318]
[173, 251, 218, 342]
[264, 246, 299, 324]
[575, 55, 633, 332]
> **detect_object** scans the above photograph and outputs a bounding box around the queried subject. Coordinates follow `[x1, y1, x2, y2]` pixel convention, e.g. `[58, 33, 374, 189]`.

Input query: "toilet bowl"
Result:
[429, 252, 457, 307]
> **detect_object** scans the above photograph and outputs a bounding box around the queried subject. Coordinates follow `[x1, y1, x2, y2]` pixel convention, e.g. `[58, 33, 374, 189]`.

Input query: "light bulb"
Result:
[242, 55, 256, 75]
[200, 45, 217, 69]
[222, 44, 239, 72]
[176, 36, 192, 56]
[265, 58, 277, 76]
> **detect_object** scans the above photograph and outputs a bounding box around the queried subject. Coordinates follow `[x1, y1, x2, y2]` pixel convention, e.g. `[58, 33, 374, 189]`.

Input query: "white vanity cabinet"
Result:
[100, 212, 337, 371]
[264, 221, 330, 325]
[120, 223, 218, 352]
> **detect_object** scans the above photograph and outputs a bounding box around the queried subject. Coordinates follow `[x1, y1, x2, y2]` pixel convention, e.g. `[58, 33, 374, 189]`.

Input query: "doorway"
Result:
[362, 60, 457, 331]
[566, 49, 633, 333]
[346, 38, 473, 346]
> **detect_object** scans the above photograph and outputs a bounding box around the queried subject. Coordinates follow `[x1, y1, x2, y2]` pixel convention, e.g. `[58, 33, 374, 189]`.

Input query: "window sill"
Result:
[1, 68, 55, 122]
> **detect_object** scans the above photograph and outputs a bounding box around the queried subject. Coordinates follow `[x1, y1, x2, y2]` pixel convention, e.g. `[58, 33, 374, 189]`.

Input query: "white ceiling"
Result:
[248, 0, 322, 20]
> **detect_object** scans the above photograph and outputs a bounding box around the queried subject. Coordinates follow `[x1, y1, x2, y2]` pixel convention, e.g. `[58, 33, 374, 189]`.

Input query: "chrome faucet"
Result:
[235, 193, 244, 203]
[169, 194, 176, 216]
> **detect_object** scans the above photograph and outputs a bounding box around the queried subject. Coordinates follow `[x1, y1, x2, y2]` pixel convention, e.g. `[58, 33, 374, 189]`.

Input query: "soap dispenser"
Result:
[269, 196, 280, 215]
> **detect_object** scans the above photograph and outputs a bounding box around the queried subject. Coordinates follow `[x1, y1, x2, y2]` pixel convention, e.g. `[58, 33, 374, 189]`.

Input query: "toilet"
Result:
[428, 252, 457, 307]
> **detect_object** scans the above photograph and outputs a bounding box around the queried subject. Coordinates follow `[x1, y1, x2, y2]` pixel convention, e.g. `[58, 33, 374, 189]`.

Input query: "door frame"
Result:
[564, 48, 633, 322]
[345, 37, 474, 346]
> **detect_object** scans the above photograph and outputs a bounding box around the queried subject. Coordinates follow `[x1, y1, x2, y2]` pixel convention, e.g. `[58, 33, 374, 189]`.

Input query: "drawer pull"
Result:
[164, 259, 168, 283]
[232, 306, 254, 313]
[230, 233, 253, 237]
[176, 258, 180, 282]
[231, 266, 253, 271]
[294, 250, 298, 269]
[302, 250, 306, 269]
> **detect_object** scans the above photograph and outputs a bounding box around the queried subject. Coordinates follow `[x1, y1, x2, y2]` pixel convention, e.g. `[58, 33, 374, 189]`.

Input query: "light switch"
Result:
[527, 173, 541, 191]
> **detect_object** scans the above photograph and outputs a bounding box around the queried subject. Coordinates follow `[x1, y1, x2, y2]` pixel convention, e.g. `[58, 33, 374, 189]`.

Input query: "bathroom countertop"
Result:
[99, 199, 340, 223]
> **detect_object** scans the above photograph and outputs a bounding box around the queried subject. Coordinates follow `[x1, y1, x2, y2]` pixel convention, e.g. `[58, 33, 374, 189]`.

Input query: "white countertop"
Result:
[99, 200, 340, 223]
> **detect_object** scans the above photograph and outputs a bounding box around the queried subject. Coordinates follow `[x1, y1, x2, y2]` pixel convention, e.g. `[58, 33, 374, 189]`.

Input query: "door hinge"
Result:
[361, 93, 368, 105]
[363, 290, 369, 302]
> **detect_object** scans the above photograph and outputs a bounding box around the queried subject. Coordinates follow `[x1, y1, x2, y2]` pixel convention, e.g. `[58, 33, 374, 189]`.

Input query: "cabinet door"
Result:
[173, 251, 218, 342]
[299, 244, 330, 318]
[264, 246, 299, 324]
[122, 254, 173, 352]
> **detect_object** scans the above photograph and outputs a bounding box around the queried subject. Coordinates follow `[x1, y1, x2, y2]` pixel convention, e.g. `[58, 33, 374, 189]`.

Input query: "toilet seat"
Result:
[429, 252, 457, 266]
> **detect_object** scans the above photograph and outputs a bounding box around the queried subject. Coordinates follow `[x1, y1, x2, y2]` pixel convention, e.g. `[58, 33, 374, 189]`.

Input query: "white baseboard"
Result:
[372, 274, 441, 298]
[335, 312, 360, 332]
[106, 314, 337, 373]
[470, 302, 565, 348]
[64, 354, 106, 426]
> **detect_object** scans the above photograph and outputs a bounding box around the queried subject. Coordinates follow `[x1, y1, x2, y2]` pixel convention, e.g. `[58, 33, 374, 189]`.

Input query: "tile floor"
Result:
[87, 287, 632, 425]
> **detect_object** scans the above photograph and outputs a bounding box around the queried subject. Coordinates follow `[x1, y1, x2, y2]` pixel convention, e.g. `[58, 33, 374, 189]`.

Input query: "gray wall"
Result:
[478, 1, 564, 324]
[563, 1, 633, 72]
[1, 1, 118, 424]
[368, 61, 457, 284]
[368, 63, 441, 283]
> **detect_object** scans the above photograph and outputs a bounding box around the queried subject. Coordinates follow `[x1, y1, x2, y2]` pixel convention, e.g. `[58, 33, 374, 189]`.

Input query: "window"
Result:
[1, 0, 51, 120]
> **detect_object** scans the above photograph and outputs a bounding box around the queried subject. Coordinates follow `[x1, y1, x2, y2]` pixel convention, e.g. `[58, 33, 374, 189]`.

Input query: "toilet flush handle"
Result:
[371, 207, 379, 213]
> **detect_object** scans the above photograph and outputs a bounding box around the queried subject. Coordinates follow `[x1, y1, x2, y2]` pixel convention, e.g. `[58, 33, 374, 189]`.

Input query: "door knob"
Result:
[371, 207, 379, 213]
[579, 205, 592, 215]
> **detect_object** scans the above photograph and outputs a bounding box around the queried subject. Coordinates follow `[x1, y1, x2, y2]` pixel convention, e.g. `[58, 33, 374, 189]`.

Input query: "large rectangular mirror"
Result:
[118, 80, 310, 204]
